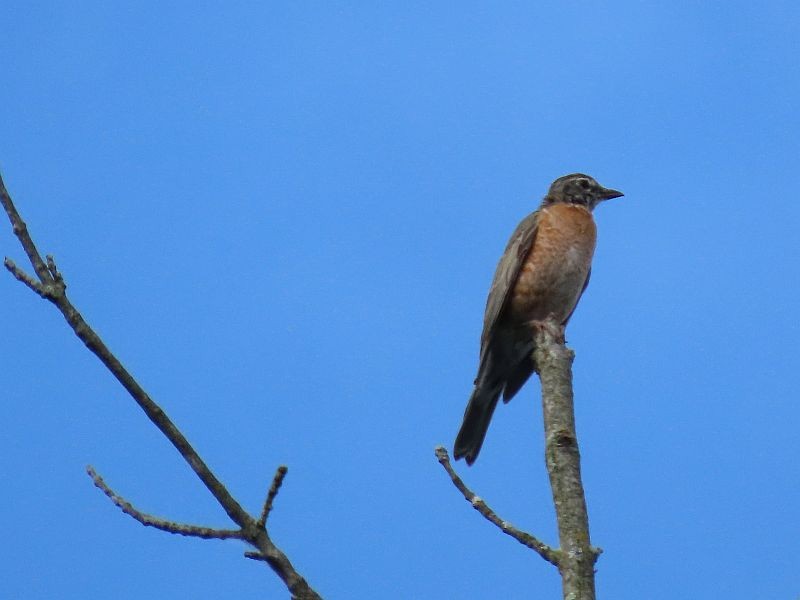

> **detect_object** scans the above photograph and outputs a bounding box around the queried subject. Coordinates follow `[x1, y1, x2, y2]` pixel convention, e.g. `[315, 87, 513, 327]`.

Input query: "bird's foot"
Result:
[529, 318, 566, 344]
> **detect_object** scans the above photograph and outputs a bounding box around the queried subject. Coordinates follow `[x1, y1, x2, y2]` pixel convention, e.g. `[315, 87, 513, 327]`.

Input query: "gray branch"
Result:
[437, 320, 599, 598]
[1, 172, 322, 600]
[259, 465, 289, 527]
[533, 323, 600, 599]
[87, 466, 244, 540]
[435, 446, 560, 566]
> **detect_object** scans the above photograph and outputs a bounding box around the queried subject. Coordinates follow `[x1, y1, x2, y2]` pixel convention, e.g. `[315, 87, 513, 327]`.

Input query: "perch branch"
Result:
[435, 446, 559, 566]
[534, 321, 600, 599]
[438, 319, 600, 598]
[1, 172, 321, 600]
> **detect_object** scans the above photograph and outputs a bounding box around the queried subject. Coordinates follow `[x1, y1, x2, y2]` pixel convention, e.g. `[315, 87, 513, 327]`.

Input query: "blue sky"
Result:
[2, 2, 799, 599]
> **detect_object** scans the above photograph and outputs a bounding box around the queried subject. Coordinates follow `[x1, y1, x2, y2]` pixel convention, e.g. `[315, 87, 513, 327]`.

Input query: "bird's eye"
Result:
[578, 179, 590, 190]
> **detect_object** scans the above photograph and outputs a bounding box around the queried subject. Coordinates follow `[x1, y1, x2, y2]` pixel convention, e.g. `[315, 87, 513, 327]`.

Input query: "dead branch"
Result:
[87, 466, 244, 540]
[437, 321, 599, 599]
[1, 172, 322, 600]
[533, 323, 600, 599]
[435, 446, 559, 566]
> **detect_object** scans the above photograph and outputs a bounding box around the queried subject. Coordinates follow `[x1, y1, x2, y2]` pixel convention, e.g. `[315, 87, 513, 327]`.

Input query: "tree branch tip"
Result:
[4, 257, 18, 273]
[45, 253, 62, 279]
[4, 257, 48, 296]
[258, 464, 291, 526]
[5, 257, 30, 275]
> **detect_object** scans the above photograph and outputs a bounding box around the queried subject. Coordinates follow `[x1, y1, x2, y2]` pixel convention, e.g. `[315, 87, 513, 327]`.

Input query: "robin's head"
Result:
[543, 173, 623, 210]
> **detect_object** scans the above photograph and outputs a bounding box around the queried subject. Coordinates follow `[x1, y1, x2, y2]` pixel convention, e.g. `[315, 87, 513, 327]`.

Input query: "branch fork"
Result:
[1, 172, 321, 600]
[437, 319, 599, 598]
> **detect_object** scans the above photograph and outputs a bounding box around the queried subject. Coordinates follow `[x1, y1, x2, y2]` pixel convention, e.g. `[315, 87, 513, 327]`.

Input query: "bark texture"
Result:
[534, 325, 598, 600]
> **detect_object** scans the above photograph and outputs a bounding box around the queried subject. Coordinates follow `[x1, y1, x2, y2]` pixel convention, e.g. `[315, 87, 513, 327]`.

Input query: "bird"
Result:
[454, 173, 623, 465]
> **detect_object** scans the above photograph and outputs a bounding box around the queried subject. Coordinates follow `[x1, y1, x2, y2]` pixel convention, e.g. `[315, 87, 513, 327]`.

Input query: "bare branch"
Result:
[258, 465, 289, 527]
[439, 318, 601, 597]
[2, 172, 322, 600]
[534, 320, 600, 598]
[87, 466, 244, 540]
[434, 446, 560, 566]
[4, 257, 46, 298]
[0, 172, 52, 284]
[2, 174, 250, 523]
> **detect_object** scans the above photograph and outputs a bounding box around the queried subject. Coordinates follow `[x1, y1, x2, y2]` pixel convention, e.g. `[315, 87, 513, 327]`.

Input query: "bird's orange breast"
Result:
[508, 203, 597, 324]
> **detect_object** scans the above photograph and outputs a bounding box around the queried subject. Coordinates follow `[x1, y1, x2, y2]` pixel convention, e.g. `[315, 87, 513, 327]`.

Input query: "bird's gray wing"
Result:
[479, 210, 540, 356]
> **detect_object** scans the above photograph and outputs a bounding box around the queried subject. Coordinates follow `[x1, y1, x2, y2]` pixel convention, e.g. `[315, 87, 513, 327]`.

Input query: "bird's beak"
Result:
[599, 187, 624, 200]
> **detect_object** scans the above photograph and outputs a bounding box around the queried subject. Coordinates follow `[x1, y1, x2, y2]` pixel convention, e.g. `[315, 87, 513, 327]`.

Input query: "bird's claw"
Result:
[529, 318, 565, 344]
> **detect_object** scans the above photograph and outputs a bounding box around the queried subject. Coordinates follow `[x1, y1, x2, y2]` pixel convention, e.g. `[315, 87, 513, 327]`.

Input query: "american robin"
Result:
[454, 173, 623, 465]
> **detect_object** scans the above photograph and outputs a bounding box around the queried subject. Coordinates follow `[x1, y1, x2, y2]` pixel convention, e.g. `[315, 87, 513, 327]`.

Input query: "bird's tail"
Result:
[453, 383, 502, 465]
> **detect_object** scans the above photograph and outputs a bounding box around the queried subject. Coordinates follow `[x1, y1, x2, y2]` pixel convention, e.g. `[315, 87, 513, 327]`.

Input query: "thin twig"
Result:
[4, 257, 46, 297]
[45, 254, 63, 282]
[0, 174, 51, 283]
[434, 446, 560, 566]
[1, 172, 322, 600]
[258, 465, 289, 527]
[87, 466, 244, 540]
